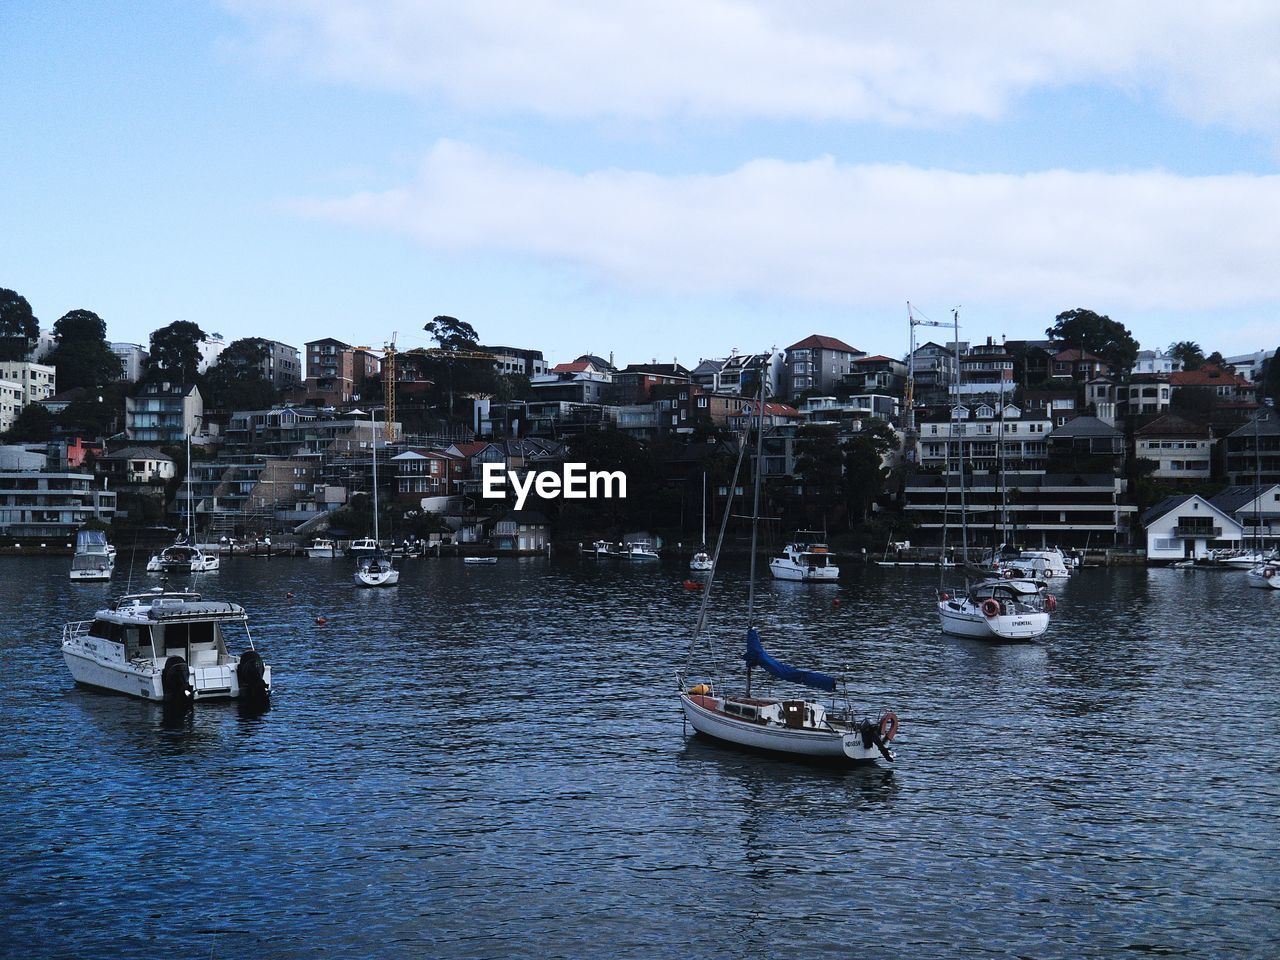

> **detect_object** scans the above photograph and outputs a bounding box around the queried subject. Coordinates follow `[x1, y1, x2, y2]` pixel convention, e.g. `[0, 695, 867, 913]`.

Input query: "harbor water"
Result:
[2, 556, 1278, 959]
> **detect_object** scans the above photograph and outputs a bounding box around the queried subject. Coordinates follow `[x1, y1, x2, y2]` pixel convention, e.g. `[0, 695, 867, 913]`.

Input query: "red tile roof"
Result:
[1170, 364, 1251, 387]
[787, 334, 860, 354]
[853, 354, 897, 363]
[551, 361, 592, 374]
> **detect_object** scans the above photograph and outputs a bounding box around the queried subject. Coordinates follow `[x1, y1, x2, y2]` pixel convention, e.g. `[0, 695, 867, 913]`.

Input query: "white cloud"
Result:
[226, 0, 1280, 132]
[296, 140, 1280, 317]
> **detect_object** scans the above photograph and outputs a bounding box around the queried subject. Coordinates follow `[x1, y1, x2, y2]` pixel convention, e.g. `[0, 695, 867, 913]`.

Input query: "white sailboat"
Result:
[678, 361, 898, 763]
[689, 473, 713, 572]
[936, 309, 1050, 641]
[354, 410, 399, 587]
[146, 431, 219, 574]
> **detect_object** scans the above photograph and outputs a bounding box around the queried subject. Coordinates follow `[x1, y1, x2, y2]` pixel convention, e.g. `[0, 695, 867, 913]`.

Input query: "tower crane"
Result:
[905, 302, 956, 432]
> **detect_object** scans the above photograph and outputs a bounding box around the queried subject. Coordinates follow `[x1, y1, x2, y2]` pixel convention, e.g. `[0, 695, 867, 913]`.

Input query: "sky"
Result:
[2, 1, 1278, 368]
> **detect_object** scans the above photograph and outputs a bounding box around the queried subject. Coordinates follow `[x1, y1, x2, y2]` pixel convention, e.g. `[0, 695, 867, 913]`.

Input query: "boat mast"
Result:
[746, 354, 768, 626]
[954, 309, 968, 566]
[371, 407, 379, 544]
[701, 472, 707, 547]
[185, 430, 193, 542]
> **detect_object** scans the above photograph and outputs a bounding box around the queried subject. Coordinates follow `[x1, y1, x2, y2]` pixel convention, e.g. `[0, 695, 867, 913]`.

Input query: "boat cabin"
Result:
[89, 592, 249, 669]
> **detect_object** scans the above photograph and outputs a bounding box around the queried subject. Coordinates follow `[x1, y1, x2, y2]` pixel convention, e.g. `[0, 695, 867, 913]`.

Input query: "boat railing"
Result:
[63, 620, 94, 642]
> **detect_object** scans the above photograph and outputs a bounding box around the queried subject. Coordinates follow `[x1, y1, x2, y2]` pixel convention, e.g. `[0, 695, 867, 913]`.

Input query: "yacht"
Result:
[347, 538, 379, 559]
[69, 530, 114, 582]
[62, 587, 271, 704]
[937, 578, 1053, 641]
[305, 538, 342, 558]
[353, 408, 399, 588]
[146, 540, 220, 574]
[625, 540, 661, 561]
[769, 535, 839, 582]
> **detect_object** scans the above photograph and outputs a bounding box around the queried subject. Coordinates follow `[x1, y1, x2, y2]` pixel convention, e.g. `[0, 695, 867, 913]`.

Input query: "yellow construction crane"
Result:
[382, 333, 397, 440]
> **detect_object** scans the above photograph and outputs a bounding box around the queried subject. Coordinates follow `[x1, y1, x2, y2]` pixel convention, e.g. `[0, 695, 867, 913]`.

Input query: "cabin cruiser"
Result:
[305, 538, 342, 558]
[70, 530, 114, 582]
[145, 540, 220, 574]
[61, 588, 270, 703]
[624, 540, 660, 561]
[769, 535, 839, 582]
[347, 537, 379, 559]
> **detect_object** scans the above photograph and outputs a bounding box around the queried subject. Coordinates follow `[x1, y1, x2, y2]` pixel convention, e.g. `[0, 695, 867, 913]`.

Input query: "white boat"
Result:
[1245, 562, 1280, 589]
[938, 578, 1053, 641]
[354, 409, 399, 588]
[305, 538, 342, 558]
[61, 587, 271, 704]
[347, 538, 379, 559]
[769, 535, 839, 582]
[1210, 548, 1270, 568]
[70, 530, 114, 581]
[1017, 548, 1074, 578]
[690, 473, 714, 572]
[146, 432, 219, 574]
[463, 556, 497, 565]
[590, 539, 623, 558]
[625, 540, 660, 561]
[678, 361, 897, 764]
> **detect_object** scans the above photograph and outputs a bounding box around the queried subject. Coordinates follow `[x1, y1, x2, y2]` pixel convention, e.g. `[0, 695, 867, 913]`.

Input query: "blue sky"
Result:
[3, 1, 1278, 368]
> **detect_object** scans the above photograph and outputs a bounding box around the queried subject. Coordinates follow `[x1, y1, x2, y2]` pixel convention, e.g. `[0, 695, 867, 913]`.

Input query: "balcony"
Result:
[1173, 525, 1221, 538]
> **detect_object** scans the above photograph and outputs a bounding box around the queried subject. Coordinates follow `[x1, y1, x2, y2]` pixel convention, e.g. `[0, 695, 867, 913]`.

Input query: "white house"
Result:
[1134, 415, 1213, 481]
[1141, 494, 1241, 563]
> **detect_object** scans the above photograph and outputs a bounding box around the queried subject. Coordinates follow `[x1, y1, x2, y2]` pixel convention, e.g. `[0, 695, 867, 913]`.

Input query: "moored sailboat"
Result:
[355, 409, 399, 588]
[678, 359, 898, 763]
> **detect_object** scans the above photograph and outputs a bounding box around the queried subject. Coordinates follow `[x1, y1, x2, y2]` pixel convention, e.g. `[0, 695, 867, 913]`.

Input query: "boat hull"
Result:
[1245, 565, 1280, 589]
[680, 694, 883, 762]
[62, 643, 270, 702]
[354, 569, 400, 586]
[938, 602, 1049, 640]
[769, 559, 839, 581]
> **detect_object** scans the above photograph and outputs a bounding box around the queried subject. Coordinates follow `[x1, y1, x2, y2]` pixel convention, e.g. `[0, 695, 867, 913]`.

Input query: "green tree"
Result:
[147, 320, 206, 383]
[0, 288, 38, 360]
[421, 315, 493, 417]
[46, 309, 123, 391]
[794, 424, 843, 525]
[1168, 341, 1205, 371]
[423, 315, 479, 351]
[203, 337, 276, 411]
[1, 402, 53, 441]
[841, 420, 899, 522]
[1046, 308, 1140, 375]
[58, 382, 126, 436]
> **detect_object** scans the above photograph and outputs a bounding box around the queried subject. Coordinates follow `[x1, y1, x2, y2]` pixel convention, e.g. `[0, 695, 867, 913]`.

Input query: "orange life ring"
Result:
[878, 711, 899, 742]
[1045, 594, 1057, 612]
[980, 598, 1001, 618]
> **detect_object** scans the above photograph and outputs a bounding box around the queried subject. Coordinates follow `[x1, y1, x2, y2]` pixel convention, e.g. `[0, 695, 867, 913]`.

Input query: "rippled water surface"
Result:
[2, 555, 1278, 958]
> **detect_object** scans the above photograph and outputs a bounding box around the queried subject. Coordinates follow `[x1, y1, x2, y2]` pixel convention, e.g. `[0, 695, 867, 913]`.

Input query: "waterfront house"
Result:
[1141, 495, 1241, 563]
[956, 338, 1015, 400]
[392, 449, 464, 499]
[915, 403, 1051, 473]
[1046, 416, 1126, 472]
[1123, 374, 1173, 417]
[1134, 415, 1212, 481]
[95, 446, 176, 487]
[611, 363, 691, 404]
[1132, 348, 1183, 377]
[1022, 387, 1078, 426]
[784, 335, 864, 398]
[493, 509, 551, 553]
[0, 470, 117, 538]
[529, 361, 612, 404]
[1208, 484, 1280, 552]
[903, 471, 1136, 549]
[845, 355, 907, 399]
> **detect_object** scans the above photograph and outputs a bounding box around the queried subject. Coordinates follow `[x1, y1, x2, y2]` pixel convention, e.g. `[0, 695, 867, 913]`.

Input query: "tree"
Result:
[147, 320, 206, 383]
[1046, 308, 1139, 376]
[424, 315, 479, 351]
[793, 425, 843, 525]
[841, 420, 899, 522]
[0, 288, 38, 360]
[1, 403, 53, 441]
[45, 309, 122, 391]
[203, 337, 276, 411]
[1168, 341, 1205, 371]
[421, 315, 493, 417]
[58, 382, 126, 436]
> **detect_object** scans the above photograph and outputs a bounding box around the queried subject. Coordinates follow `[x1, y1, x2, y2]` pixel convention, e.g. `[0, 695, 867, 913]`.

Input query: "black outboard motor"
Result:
[162, 656, 192, 705]
[236, 649, 269, 700]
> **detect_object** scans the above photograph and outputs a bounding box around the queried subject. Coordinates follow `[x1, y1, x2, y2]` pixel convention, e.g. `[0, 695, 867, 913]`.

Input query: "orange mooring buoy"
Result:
[315, 615, 327, 626]
[833, 598, 841, 606]
[287, 591, 294, 599]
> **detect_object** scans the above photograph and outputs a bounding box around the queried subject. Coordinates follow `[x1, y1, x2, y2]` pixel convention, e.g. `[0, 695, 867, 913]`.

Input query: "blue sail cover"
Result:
[744, 627, 837, 692]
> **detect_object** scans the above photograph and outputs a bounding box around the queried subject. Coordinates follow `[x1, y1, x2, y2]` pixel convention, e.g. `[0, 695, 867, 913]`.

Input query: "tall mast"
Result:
[701, 472, 707, 546]
[371, 407, 379, 543]
[954, 308, 968, 565]
[746, 352, 769, 625]
[186, 430, 193, 541]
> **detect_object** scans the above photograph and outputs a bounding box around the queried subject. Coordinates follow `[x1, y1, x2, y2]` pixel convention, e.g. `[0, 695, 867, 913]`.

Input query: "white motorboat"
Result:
[590, 539, 622, 558]
[1245, 562, 1280, 589]
[1211, 548, 1270, 569]
[463, 556, 497, 565]
[347, 538, 379, 559]
[625, 540, 660, 561]
[678, 361, 897, 764]
[305, 538, 342, 558]
[938, 578, 1053, 641]
[146, 541, 220, 574]
[353, 408, 399, 588]
[70, 530, 114, 581]
[61, 587, 271, 704]
[1017, 548, 1074, 578]
[769, 535, 839, 582]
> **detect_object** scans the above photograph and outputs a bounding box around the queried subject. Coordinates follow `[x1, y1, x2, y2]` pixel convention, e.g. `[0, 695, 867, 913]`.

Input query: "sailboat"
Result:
[689, 472, 713, 572]
[146, 431, 219, 575]
[354, 409, 399, 587]
[678, 363, 899, 763]
[936, 309, 1050, 641]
